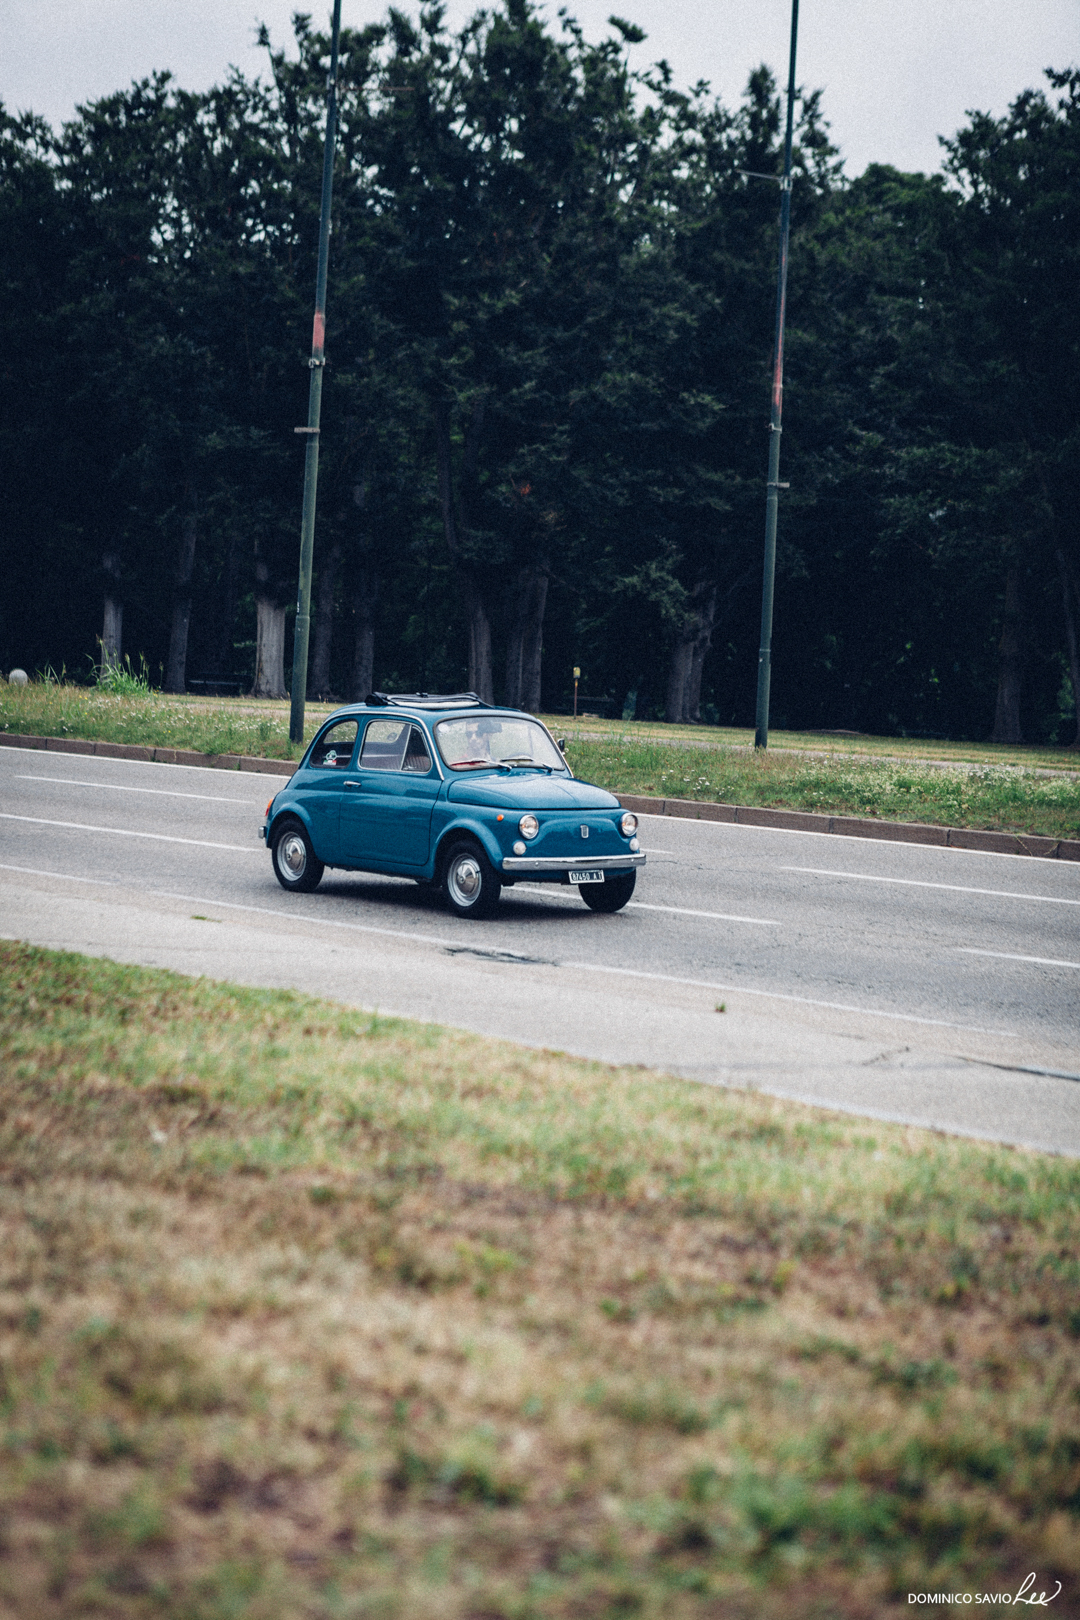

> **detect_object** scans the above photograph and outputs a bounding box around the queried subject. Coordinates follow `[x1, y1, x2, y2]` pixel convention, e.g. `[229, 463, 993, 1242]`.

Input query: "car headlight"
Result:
[518, 814, 539, 840]
[620, 811, 638, 837]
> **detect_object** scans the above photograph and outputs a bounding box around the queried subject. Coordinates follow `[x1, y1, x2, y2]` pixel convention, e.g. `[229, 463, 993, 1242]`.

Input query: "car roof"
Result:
[319, 697, 534, 725]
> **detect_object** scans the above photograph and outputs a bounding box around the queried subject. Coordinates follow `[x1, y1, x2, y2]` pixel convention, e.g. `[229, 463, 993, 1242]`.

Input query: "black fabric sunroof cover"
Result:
[364, 691, 489, 710]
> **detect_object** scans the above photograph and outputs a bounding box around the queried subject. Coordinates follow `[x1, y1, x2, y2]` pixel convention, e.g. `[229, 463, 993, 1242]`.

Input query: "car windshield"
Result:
[434, 716, 566, 772]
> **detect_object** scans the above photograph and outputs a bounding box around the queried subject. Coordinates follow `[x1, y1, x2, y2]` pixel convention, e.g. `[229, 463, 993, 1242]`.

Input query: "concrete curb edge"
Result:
[2, 730, 1077, 862]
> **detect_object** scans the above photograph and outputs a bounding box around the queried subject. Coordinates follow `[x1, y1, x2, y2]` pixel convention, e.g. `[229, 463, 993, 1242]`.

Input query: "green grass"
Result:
[547, 714, 1080, 774]
[2, 941, 1079, 1617]
[3, 681, 1079, 837]
[560, 734, 1080, 840]
[0, 680, 332, 760]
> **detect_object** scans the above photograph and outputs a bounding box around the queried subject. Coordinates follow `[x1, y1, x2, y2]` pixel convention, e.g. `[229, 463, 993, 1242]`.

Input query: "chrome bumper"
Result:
[501, 853, 646, 873]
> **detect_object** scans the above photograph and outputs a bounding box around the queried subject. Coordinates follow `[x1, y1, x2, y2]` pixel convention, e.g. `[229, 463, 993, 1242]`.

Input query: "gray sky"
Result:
[3, 0, 1077, 175]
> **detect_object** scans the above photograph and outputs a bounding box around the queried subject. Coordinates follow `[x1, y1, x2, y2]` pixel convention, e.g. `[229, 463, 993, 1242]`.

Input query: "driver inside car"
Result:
[464, 720, 496, 761]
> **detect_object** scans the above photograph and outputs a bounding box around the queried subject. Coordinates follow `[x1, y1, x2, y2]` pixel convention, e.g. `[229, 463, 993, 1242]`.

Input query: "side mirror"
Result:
[557, 737, 566, 753]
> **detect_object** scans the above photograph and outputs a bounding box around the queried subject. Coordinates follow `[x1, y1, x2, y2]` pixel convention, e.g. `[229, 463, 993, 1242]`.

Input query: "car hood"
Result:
[446, 772, 619, 811]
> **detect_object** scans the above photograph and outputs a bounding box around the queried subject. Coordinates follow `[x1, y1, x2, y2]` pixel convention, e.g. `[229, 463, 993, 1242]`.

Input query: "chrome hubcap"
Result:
[447, 854, 482, 906]
[278, 832, 307, 879]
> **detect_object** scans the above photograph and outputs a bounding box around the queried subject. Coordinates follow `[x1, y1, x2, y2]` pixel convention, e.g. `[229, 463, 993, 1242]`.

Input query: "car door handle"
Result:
[344, 779, 362, 790]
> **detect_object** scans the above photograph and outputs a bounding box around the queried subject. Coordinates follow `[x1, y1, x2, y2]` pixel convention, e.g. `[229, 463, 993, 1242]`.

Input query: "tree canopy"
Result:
[1, 5, 1076, 744]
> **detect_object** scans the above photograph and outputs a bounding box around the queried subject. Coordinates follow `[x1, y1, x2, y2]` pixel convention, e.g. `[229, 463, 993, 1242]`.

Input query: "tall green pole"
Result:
[754, 0, 799, 750]
[290, 0, 343, 746]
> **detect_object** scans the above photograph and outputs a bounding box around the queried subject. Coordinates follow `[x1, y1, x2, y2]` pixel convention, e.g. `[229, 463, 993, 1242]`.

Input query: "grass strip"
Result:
[0, 683, 319, 763]
[1, 941, 1078, 1617]
[562, 735, 1080, 840]
[2, 682, 1080, 837]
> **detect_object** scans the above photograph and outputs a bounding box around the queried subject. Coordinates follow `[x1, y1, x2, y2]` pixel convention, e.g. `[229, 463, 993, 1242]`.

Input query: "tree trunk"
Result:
[504, 557, 549, 710]
[519, 556, 549, 712]
[252, 599, 287, 697]
[991, 565, 1023, 743]
[346, 469, 378, 702]
[435, 395, 493, 702]
[251, 550, 287, 698]
[665, 582, 716, 724]
[686, 583, 716, 722]
[504, 570, 527, 709]
[310, 538, 343, 701]
[164, 482, 197, 693]
[350, 570, 377, 703]
[1056, 548, 1080, 748]
[665, 636, 694, 724]
[203, 529, 240, 678]
[100, 551, 123, 674]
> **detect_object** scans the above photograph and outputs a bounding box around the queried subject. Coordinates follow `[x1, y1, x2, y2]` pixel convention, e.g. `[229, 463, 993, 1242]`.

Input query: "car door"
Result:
[340, 721, 441, 867]
[289, 717, 360, 861]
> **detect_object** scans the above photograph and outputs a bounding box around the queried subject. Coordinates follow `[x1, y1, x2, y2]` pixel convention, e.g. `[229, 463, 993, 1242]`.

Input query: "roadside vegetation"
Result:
[0, 678, 317, 763]
[3, 681, 1079, 839]
[563, 734, 1080, 842]
[2, 941, 1078, 1618]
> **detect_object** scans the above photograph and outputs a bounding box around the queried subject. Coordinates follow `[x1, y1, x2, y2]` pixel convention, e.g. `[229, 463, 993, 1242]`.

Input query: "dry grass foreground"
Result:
[1, 942, 1078, 1619]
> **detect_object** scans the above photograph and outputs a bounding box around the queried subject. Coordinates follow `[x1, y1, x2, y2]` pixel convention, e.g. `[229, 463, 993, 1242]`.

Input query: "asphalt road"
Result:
[2, 748, 1078, 1155]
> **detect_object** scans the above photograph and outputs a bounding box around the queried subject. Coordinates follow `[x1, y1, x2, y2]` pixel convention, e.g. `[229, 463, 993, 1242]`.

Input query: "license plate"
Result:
[569, 868, 605, 884]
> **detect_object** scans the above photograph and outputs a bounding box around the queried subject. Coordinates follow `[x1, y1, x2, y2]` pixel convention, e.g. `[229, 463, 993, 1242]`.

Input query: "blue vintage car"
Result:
[261, 692, 644, 917]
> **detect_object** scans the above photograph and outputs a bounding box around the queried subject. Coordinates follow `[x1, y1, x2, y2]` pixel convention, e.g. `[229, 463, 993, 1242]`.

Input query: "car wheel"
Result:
[271, 820, 324, 893]
[579, 870, 636, 913]
[443, 840, 501, 919]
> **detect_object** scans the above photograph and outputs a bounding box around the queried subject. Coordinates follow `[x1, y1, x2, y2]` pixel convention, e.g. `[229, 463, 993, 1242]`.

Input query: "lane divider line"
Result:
[0, 812, 258, 854]
[957, 947, 1080, 970]
[560, 959, 1021, 1038]
[16, 773, 256, 804]
[782, 865, 1080, 906]
[513, 884, 779, 925]
[0, 863, 1030, 1039]
[0, 862, 120, 885]
[628, 901, 780, 926]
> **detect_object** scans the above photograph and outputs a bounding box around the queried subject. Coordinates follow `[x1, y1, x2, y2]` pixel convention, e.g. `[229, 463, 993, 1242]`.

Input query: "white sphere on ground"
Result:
[8, 669, 28, 686]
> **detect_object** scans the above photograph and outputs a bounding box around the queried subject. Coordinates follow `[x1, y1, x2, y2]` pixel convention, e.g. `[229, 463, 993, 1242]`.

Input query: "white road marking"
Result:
[0, 862, 119, 884]
[636, 811, 1077, 865]
[957, 948, 1080, 970]
[513, 884, 779, 925]
[0, 812, 258, 853]
[16, 773, 253, 804]
[0, 861, 1019, 1040]
[562, 959, 1020, 1038]
[782, 866, 1080, 906]
[628, 902, 780, 925]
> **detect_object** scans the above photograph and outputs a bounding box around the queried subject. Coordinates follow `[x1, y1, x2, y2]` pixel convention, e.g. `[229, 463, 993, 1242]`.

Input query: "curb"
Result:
[615, 793, 1080, 863]
[2, 731, 1076, 862]
[0, 731, 296, 778]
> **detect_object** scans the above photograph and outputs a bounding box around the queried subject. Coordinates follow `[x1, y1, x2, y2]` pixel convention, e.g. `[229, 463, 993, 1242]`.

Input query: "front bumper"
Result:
[500, 853, 646, 873]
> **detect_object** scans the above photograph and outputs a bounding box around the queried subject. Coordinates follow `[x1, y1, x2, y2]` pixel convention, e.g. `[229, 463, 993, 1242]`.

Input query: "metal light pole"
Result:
[289, 0, 343, 746]
[753, 0, 799, 750]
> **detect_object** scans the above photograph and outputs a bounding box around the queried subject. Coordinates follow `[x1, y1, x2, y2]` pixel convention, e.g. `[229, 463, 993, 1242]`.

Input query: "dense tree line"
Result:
[1, 2, 1077, 742]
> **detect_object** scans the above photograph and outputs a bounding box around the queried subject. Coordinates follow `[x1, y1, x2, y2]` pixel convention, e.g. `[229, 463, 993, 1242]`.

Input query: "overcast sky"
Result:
[3, 0, 1077, 175]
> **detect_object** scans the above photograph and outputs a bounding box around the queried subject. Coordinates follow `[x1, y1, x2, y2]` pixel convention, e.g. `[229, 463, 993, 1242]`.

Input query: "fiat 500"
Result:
[261, 693, 644, 918]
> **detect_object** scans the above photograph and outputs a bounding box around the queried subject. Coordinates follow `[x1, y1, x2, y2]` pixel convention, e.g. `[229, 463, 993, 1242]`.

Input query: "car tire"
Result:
[271, 820, 324, 893]
[579, 870, 636, 913]
[442, 840, 501, 919]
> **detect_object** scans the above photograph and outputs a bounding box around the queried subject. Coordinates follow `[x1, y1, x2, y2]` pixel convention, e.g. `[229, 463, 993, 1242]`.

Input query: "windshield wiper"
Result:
[499, 757, 555, 772]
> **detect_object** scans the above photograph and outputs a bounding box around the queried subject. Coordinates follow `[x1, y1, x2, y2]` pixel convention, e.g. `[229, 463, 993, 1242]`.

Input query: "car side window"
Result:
[402, 726, 433, 773]
[310, 719, 358, 769]
[359, 719, 410, 771]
